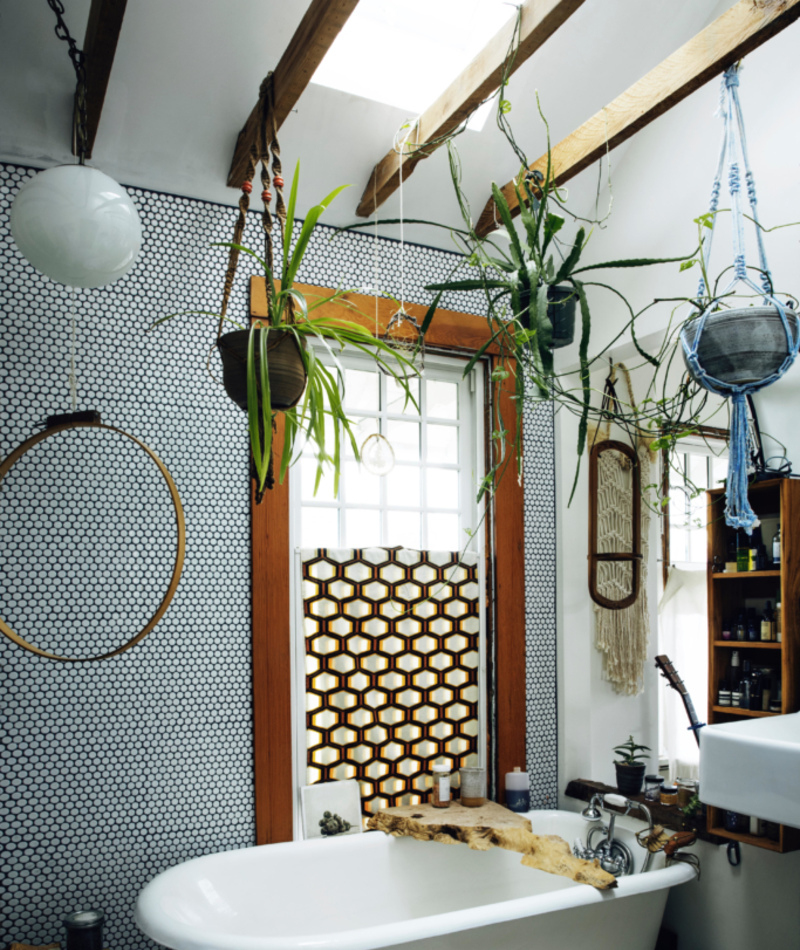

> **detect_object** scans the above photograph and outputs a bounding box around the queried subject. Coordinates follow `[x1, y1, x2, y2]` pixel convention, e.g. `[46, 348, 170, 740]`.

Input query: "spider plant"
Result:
[152, 161, 420, 498]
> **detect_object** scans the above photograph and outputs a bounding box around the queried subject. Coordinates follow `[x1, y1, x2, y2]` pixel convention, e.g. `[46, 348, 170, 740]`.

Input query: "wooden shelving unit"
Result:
[705, 478, 800, 852]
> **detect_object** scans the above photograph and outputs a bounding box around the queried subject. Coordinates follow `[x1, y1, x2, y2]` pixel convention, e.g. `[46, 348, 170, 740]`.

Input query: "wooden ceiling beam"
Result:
[355, 0, 586, 219]
[475, 0, 800, 237]
[227, 0, 360, 187]
[74, 0, 128, 160]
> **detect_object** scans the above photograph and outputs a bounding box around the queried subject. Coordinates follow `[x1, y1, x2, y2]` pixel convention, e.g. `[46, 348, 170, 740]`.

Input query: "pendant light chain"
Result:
[46, 0, 89, 164]
[68, 287, 78, 410]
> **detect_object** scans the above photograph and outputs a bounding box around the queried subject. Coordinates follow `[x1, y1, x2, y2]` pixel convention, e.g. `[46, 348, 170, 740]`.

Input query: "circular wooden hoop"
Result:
[0, 421, 186, 662]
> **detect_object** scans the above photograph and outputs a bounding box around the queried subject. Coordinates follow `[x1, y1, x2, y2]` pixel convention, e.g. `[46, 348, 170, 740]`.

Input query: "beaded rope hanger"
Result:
[679, 64, 800, 532]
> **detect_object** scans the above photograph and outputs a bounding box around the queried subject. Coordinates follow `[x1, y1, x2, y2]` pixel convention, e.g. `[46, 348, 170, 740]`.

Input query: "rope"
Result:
[679, 63, 800, 532]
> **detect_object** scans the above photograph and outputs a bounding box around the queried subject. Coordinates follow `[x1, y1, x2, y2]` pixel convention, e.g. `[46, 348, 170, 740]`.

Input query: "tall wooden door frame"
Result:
[250, 281, 528, 844]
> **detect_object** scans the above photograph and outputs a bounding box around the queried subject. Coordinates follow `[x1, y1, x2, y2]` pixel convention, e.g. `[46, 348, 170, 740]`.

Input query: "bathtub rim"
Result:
[134, 811, 697, 950]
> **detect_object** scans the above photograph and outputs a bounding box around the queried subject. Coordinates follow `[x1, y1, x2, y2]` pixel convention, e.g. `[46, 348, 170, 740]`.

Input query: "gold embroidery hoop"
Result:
[0, 419, 186, 662]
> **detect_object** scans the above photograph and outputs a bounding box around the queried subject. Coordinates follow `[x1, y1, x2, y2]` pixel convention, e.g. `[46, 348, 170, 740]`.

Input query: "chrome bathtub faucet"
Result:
[573, 793, 655, 876]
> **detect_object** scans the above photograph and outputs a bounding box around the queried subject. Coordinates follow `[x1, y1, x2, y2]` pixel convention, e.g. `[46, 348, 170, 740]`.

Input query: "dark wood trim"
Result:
[227, 0, 361, 187]
[77, 0, 128, 159]
[251, 287, 527, 840]
[251, 415, 294, 845]
[491, 355, 527, 800]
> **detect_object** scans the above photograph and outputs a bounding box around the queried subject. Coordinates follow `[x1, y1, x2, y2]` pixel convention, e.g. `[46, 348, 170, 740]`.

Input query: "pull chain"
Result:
[68, 287, 78, 409]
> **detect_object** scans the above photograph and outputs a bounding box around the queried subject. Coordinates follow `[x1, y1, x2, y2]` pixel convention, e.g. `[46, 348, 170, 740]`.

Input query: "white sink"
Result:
[699, 712, 800, 829]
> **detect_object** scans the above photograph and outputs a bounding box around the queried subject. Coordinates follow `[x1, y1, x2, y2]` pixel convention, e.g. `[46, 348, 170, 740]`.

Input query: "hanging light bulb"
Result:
[9, 3, 143, 288]
[361, 433, 395, 476]
[10, 165, 142, 288]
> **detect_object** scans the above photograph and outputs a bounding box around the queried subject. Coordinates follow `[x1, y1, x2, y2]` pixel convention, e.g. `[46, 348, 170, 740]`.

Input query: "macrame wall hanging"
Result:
[588, 365, 653, 695]
[680, 63, 799, 533]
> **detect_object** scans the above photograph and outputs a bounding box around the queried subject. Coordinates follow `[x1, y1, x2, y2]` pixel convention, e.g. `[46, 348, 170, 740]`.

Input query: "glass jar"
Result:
[431, 764, 451, 808]
[660, 784, 678, 806]
[644, 774, 664, 802]
[676, 777, 698, 809]
[459, 767, 486, 808]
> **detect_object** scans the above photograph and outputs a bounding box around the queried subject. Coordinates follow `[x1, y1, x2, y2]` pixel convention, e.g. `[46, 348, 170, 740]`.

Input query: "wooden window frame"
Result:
[250, 280, 527, 844]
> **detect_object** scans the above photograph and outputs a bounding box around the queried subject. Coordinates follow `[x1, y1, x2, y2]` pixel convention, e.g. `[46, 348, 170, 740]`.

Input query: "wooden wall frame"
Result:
[250, 280, 528, 844]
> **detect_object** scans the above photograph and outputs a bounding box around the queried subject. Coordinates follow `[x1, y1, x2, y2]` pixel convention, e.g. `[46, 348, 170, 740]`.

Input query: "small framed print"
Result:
[300, 780, 363, 840]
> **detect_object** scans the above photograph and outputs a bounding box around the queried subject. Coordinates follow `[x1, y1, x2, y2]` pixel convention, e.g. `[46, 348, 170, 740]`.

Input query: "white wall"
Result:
[554, 9, 800, 948]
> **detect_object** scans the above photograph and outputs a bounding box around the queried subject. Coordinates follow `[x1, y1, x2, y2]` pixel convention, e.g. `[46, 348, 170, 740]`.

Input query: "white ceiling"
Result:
[0, 1, 734, 250]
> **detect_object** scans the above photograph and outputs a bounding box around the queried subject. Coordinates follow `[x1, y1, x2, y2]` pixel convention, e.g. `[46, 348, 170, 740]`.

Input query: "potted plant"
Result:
[613, 735, 650, 796]
[154, 161, 419, 500]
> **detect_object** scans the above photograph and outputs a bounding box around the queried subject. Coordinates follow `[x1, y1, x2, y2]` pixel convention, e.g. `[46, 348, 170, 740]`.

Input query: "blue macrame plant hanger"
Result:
[680, 64, 800, 534]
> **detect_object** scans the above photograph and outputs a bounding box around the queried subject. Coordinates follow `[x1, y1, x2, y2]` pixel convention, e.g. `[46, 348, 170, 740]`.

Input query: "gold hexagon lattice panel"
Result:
[301, 547, 481, 814]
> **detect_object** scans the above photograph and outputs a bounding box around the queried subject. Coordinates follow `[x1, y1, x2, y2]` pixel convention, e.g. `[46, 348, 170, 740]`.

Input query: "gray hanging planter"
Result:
[217, 328, 307, 412]
[519, 284, 577, 350]
[682, 306, 799, 388]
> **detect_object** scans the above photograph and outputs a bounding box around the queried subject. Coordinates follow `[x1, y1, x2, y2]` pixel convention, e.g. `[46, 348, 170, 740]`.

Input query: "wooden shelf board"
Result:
[707, 823, 783, 851]
[711, 705, 779, 718]
[713, 640, 782, 649]
[711, 570, 781, 579]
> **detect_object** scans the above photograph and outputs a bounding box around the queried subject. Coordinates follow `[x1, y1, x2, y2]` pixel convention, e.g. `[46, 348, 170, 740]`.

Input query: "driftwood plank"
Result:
[367, 802, 617, 890]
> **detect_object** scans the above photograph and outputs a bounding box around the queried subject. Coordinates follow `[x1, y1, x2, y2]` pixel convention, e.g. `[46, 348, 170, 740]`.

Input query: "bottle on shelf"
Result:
[739, 659, 752, 709]
[735, 612, 747, 642]
[748, 664, 762, 711]
[776, 598, 782, 643]
[725, 535, 738, 573]
[749, 526, 764, 571]
[773, 524, 781, 567]
[721, 617, 732, 641]
[761, 601, 775, 642]
[761, 672, 772, 712]
[746, 609, 759, 642]
[730, 650, 742, 707]
[737, 532, 750, 572]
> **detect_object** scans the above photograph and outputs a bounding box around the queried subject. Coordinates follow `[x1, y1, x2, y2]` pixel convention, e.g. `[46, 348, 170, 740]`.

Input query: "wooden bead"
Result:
[241, 181, 253, 194]
[273, 176, 284, 188]
[261, 190, 272, 203]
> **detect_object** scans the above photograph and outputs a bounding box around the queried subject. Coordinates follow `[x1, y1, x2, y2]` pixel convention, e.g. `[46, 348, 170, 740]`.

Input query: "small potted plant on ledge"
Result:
[613, 735, 650, 796]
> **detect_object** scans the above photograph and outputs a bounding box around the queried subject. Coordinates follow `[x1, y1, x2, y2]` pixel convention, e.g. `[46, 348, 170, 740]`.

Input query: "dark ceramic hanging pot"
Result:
[519, 284, 577, 350]
[547, 284, 577, 349]
[682, 306, 799, 388]
[217, 328, 307, 412]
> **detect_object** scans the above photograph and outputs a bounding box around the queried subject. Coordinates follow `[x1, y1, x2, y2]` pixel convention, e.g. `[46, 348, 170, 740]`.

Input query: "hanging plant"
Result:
[153, 84, 418, 501]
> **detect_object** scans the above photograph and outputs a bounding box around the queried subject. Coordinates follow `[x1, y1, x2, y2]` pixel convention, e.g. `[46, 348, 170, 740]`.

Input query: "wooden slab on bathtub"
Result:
[367, 802, 617, 891]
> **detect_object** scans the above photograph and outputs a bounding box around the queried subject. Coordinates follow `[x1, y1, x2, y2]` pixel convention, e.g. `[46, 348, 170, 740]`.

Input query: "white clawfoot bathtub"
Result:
[135, 809, 696, 950]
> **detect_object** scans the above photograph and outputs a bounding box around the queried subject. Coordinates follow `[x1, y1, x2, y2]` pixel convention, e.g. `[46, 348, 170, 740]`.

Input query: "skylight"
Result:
[312, 0, 516, 132]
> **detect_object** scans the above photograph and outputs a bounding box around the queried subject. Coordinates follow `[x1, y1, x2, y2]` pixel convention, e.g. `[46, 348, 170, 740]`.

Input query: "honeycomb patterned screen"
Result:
[301, 547, 481, 813]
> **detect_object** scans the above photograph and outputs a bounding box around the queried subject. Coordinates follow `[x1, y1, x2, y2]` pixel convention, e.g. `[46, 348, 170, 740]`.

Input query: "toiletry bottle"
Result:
[746, 609, 759, 642]
[431, 764, 451, 808]
[721, 617, 732, 641]
[748, 527, 762, 572]
[730, 650, 742, 707]
[735, 612, 746, 642]
[64, 912, 104, 950]
[761, 601, 774, 641]
[505, 767, 530, 812]
[749, 666, 762, 712]
[739, 659, 752, 709]
[773, 525, 781, 567]
[718, 678, 731, 706]
[736, 532, 749, 572]
[776, 599, 782, 642]
[761, 674, 772, 712]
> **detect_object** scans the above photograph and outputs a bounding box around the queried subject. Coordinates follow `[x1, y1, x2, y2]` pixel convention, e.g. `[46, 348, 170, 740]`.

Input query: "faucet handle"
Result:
[603, 793, 629, 810]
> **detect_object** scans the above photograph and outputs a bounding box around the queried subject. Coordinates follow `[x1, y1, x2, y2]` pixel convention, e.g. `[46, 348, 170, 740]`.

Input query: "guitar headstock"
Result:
[655, 654, 687, 695]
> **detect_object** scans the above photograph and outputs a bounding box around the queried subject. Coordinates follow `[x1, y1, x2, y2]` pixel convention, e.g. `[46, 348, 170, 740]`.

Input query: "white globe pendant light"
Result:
[10, 164, 142, 288]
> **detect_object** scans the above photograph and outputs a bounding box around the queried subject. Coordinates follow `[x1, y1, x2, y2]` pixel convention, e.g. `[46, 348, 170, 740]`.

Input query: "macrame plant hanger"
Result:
[680, 63, 800, 533]
[216, 74, 305, 502]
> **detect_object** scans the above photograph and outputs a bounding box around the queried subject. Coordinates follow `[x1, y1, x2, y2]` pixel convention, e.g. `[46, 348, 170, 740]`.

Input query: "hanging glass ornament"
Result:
[361, 433, 395, 476]
[381, 308, 425, 370]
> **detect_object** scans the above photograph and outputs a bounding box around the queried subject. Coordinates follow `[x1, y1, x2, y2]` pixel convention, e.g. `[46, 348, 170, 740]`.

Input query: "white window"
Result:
[666, 438, 728, 568]
[291, 349, 484, 553]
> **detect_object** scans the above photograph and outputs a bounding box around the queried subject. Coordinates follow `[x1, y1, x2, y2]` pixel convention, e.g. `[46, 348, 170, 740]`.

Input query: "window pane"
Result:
[344, 368, 379, 411]
[711, 456, 727, 489]
[426, 379, 458, 419]
[687, 453, 708, 492]
[688, 527, 706, 564]
[387, 420, 420, 462]
[345, 416, 380, 458]
[427, 513, 460, 550]
[387, 510, 421, 549]
[345, 460, 380, 506]
[427, 468, 459, 510]
[426, 424, 458, 464]
[387, 465, 420, 507]
[302, 506, 339, 548]
[345, 508, 381, 547]
[301, 456, 337, 501]
[386, 376, 420, 415]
